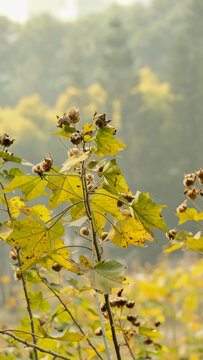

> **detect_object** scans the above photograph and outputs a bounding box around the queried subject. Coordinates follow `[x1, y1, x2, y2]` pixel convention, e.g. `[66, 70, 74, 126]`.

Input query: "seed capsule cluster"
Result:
[183, 170, 203, 200]
[56, 107, 80, 128]
[32, 153, 53, 175]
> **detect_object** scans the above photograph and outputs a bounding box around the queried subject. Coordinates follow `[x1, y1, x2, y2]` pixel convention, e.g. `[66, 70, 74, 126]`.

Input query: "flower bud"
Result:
[176, 200, 187, 213]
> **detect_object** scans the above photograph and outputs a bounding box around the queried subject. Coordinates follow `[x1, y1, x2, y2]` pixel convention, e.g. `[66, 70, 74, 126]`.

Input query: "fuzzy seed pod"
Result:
[101, 232, 109, 242]
[183, 173, 196, 187]
[100, 302, 107, 312]
[144, 338, 153, 345]
[32, 163, 43, 175]
[80, 227, 90, 236]
[187, 187, 199, 200]
[9, 249, 18, 261]
[94, 113, 110, 128]
[70, 131, 83, 145]
[52, 263, 63, 272]
[110, 296, 128, 308]
[95, 327, 103, 336]
[126, 300, 135, 309]
[14, 268, 21, 280]
[166, 229, 177, 241]
[87, 183, 97, 192]
[196, 169, 203, 184]
[41, 154, 53, 172]
[0, 133, 15, 147]
[72, 147, 80, 156]
[176, 200, 187, 213]
[56, 113, 71, 128]
[127, 315, 138, 323]
[67, 107, 80, 124]
[120, 193, 134, 203]
[86, 173, 94, 183]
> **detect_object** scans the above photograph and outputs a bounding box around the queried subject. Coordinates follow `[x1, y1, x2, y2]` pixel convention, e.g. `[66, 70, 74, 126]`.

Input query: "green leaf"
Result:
[47, 173, 82, 209]
[102, 159, 130, 195]
[95, 127, 127, 157]
[177, 208, 203, 224]
[139, 326, 164, 339]
[185, 232, 203, 253]
[0, 151, 33, 166]
[108, 218, 152, 248]
[60, 151, 91, 172]
[6, 216, 64, 271]
[52, 125, 76, 138]
[2, 174, 47, 201]
[87, 259, 127, 294]
[70, 200, 85, 220]
[131, 192, 167, 236]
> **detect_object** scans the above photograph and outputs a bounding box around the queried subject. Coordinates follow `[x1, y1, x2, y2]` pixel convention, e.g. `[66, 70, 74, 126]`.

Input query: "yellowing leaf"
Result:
[31, 204, 51, 222]
[139, 326, 164, 339]
[108, 218, 152, 248]
[2, 175, 47, 201]
[60, 151, 91, 172]
[6, 216, 64, 271]
[86, 345, 106, 359]
[7, 197, 26, 218]
[91, 189, 123, 219]
[185, 232, 203, 253]
[131, 191, 167, 236]
[47, 173, 82, 209]
[83, 123, 95, 133]
[44, 330, 87, 341]
[164, 243, 185, 253]
[102, 159, 130, 195]
[95, 127, 127, 157]
[52, 125, 76, 138]
[177, 208, 203, 224]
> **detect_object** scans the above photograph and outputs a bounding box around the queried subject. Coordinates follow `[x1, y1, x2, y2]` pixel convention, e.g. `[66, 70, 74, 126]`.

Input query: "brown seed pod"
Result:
[144, 338, 153, 345]
[176, 200, 187, 213]
[166, 229, 177, 241]
[187, 187, 199, 200]
[41, 153, 53, 172]
[94, 113, 110, 128]
[95, 327, 103, 336]
[119, 208, 132, 218]
[183, 173, 196, 187]
[9, 249, 18, 260]
[127, 315, 138, 323]
[196, 169, 203, 184]
[134, 322, 140, 327]
[117, 199, 123, 207]
[154, 321, 161, 327]
[67, 107, 80, 124]
[86, 173, 94, 183]
[117, 288, 124, 297]
[100, 302, 107, 312]
[14, 268, 21, 280]
[126, 300, 135, 309]
[101, 232, 109, 242]
[52, 263, 63, 272]
[80, 227, 90, 236]
[72, 147, 80, 156]
[120, 193, 134, 202]
[0, 133, 15, 147]
[111, 296, 128, 307]
[70, 131, 83, 145]
[56, 113, 71, 128]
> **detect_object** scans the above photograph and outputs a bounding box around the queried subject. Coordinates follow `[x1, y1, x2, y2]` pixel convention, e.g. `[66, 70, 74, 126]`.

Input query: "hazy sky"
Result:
[0, 0, 144, 22]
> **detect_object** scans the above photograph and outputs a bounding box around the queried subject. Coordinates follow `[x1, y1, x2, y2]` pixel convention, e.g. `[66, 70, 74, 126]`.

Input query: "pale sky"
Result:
[0, 0, 143, 22]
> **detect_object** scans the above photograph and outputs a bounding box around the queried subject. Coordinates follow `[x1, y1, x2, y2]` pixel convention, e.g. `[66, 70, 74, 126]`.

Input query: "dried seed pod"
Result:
[39, 319, 46, 327]
[134, 322, 140, 327]
[117, 199, 123, 207]
[154, 321, 161, 327]
[67, 107, 80, 124]
[115, 296, 128, 307]
[100, 302, 107, 312]
[126, 300, 135, 309]
[95, 327, 103, 336]
[41, 153, 53, 172]
[32, 163, 43, 175]
[0, 133, 15, 147]
[101, 232, 109, 241]
[9, 249, 18, 260]
[196, 169, 203, 184]
[176, 200, 187, 213]
[52, 263, 63, 272]
[80, 227, 90, 236]
[56, 113, 71, 128]
[144, 338, 153, 345]
[14, 268, 21, 280]
[72, 147, 80, 156]
[70, 131, 83, 145]
[183, 173, 196, 187]
[166, 229, 177, 241]
[127, 315, 138, 323]
[94, 113, 110, 128]
[120, 193, 134, 202]
[87, 183, 96, 192]
[86, 173, 94, 183]
[187, 187, 199, 200]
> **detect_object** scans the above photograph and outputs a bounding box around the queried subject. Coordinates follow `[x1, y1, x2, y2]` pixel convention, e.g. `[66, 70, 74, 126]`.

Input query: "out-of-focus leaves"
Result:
[95, 127, 127, 157]
[52, 125, 76, 138]
[177, 209, 203, 224]
[108, 218, 152, 248]
[86, 345, 106, 359]
[131, 191, 167, 236]
[139, 326, 164, 339]
[60, 151, 91, 172]
[102, 159, 130, 195]
[6, 216, 64, 271]
[2, 174, 47, 201]
[43, 329, 87, 341]
[28, 291, 50, 312]
[46, 173, 82, 209]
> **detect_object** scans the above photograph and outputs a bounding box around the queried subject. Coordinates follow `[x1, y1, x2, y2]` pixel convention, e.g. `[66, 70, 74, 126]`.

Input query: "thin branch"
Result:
[0, 182, 12, 220]
[104, 294, 121, 360]
[2, 329, 44, 339]
[0, 330, 73, 360]
[38, 273, 103, 360]
[95, 292, 111, 360]
[75, 230, 92, 242]
[53, 245, 92, 252]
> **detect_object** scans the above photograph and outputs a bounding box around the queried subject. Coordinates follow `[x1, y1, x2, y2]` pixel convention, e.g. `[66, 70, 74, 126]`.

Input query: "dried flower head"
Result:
[0, 133, 15, 147]
[196, 169, 203, 185]
[56, 113, 71, 128]
[67, 107, 80, 124]
[176, 200, 187, 213]
[95, 327, 103, 336]
[127, 315, 138, 324]
[94, 113, 110, 128]
[9, 249, 18, 261]
[70, 131, 83, 145]
[187, 187, 199, 200]
[126, 300, 135, 309]
[183, 173, 196, 187]
[166, 229, 177, 241]
[101, 232, 109, 242]
[80, 227, 90, 236]
[120, 193, 134, 203]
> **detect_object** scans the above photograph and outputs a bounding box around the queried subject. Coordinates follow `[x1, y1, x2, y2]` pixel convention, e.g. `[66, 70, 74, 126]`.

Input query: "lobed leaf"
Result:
[177, 208, 203, 225]
[95, 127, 127, 157]
[52, 125, 76, 138]
[102, 159, 130, 195]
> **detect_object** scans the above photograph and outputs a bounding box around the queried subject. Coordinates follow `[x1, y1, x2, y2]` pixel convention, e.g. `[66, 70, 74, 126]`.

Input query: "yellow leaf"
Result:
[164, 243, 185, 253]
[86, 345, 106, 359]
[109, 218, 152, 248]
[60, 151, 91, 172]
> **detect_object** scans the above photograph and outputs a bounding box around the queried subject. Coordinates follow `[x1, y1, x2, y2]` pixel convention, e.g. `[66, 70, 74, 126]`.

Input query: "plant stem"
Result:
[0, 330, 73, 360]
[81, 153, 122, 360]
[95, 292, 111, 360]
[38, 273, 103, 360]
